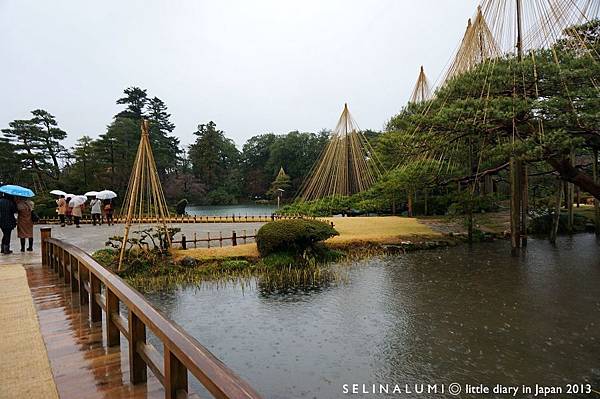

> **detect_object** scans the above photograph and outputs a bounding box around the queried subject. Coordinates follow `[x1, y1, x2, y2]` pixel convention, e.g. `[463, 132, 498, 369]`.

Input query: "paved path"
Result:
[0, 263, 59, 399]
[3, 222, 265, 255]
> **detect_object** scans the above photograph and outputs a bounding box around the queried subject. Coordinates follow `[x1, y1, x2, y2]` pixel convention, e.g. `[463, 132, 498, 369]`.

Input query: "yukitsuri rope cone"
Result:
[118, 120, 171, 270]
[400, 0, 599, 253]
[409, 66, 431, 104]
[442, 6, 501, 84]
[0, 264, 59, 399]
[297, 104, 383, 201]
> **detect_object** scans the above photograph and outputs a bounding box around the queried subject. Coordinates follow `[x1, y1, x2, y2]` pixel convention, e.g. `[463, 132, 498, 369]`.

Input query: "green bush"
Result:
[256, 219, 339, 257]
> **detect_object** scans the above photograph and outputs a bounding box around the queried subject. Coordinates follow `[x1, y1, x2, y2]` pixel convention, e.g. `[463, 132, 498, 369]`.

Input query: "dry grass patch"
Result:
[325, 216, 441, 245]
[173, 217, 442, 261]
[171, 243, 259, 261]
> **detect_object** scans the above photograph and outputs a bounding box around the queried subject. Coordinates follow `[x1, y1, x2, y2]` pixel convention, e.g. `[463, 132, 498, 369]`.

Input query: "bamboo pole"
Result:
[118, 120, 172, 270]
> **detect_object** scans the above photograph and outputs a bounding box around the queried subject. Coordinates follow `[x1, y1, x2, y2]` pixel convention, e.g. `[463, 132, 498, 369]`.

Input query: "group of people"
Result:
[0, 194, 35, 254]
[55, 195, 114, 227]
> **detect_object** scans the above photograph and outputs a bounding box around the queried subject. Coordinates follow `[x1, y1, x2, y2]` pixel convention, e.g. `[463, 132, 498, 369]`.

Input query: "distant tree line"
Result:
[0, 87, 345, 206]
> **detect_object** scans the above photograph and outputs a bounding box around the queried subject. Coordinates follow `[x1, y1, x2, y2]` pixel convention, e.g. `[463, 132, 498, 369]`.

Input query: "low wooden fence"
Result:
[172, 229, 258, 250]
[38, 214, 304, 225]
[40, 227, 262, 399]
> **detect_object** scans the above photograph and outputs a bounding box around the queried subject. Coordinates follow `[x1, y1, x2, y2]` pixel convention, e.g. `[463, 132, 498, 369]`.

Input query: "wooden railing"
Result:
[38, 214, 307, 225]
[172, 229, 258, 250]
[40, 227, 262, 399]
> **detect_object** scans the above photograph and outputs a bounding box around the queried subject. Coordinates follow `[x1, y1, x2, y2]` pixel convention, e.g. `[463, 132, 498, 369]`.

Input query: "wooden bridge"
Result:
[1, 228, 262, 399]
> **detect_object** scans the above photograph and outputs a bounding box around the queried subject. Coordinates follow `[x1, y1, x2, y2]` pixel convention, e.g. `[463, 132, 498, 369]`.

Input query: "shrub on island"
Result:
[256, 219, 339, 257]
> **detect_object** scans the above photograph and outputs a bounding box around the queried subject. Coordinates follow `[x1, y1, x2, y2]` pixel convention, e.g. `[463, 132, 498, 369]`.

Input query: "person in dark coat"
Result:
[0, 194, 17, 254]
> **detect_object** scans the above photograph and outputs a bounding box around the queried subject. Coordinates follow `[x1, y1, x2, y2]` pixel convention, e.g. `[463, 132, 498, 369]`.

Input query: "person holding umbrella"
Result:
[69, 195, 87, 228]
[0, 194, 17, 254]
[90, 196, 102, 226]
[16, 197, 34, 251]
[56, 195, 67, 227]
[65, 196, 73, 225]
[104, 200, 114, 226]
[0, 185, 35, 254]
[97, 190, 117, 226]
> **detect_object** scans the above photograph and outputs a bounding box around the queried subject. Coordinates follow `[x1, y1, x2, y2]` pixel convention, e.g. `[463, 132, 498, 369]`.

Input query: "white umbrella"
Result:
[84, 191, 99, 196]
[68, 195, 87, 207]
[50, 189, 67, 196]
[96, 190, 117, 200]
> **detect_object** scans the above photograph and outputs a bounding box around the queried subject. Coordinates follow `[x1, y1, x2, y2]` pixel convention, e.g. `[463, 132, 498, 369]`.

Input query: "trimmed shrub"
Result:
[256, 219, 339, 257]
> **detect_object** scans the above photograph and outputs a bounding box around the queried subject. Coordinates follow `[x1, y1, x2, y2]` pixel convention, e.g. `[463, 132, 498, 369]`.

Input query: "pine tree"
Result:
[1, 110, 67, 182]
[147, 96, 180, 175]
[115, 87, 148, 119]
[267, 167, 291, 199]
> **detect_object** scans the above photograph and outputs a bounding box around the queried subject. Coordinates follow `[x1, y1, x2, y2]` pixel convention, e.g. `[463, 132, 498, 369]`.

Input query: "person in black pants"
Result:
[0, 194, 17, 254]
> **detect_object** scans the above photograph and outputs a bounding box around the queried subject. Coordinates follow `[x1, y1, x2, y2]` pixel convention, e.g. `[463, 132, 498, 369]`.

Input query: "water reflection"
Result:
[186, 204, 276, 216]
[145, 235, 600, 398]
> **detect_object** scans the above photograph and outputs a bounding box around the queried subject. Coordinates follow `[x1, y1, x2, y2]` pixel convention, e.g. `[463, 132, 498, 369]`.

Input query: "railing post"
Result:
[106, 288, 120, 346]
[165, 349, 188, 399]
[90, 273, 102, 322]
[62, 248, 70, 285]
[78, 262, 88, 305]
[232, 231, 237, 246]
[129, 310, 147, 384]
[40, 228, 51, 267]
[53, 245, 58, 273]
[49, 243, 54, 271]
[70, 255, 79, 292]
[58, 247, 64, 277]
[181, 234, 187, 250]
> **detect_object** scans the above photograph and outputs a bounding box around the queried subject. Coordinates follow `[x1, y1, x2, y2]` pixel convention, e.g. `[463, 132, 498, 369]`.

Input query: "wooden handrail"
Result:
[40, 227, 262, 399]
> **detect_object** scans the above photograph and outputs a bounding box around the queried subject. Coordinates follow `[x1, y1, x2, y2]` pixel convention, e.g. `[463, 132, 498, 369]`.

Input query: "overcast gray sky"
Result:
[1, 0, 479, 148]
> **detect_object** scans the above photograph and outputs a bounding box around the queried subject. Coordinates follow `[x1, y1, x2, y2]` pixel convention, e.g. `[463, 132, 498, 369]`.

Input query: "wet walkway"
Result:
[5, 222, 265, 255]
[0, 262, 59, 399]
[0, 227, 218, 399]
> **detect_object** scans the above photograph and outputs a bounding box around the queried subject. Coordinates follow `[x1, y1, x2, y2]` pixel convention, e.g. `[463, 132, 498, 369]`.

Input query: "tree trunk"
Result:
[567, 149, 575, 234]
[550, 180, 563, 244]
[510, 157, 522, 255]
[594, 149, 599, 236]
[547, 157, 600, 201]
[407, 192, 413, 217]
[467, 192, 474, 243]
[521, 163, 528, 247]
[424, 189, 429, 216]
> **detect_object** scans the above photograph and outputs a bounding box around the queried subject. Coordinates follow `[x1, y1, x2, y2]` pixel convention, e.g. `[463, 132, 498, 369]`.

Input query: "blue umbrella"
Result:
[0, 184, 35, 198]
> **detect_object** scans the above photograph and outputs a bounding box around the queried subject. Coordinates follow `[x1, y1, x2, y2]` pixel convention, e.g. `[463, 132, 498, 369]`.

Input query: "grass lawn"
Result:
[324, 216, 441, 245]
[172, 217, 441, 260]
